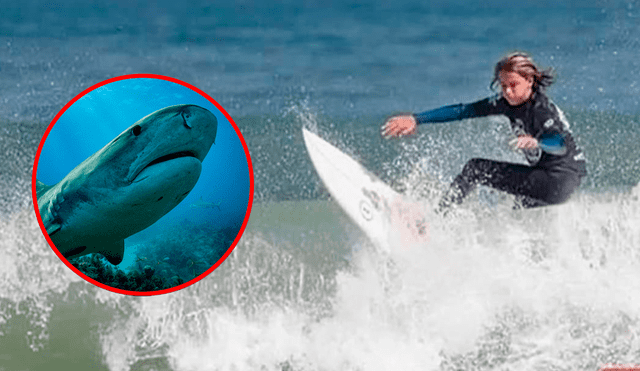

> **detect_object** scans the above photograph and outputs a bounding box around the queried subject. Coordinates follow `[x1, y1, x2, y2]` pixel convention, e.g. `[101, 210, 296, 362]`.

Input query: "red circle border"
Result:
[31, 74, 254, 296]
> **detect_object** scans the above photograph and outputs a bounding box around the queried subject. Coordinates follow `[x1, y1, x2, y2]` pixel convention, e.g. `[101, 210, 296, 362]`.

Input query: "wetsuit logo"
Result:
[550, 102, 571, 131]
[523, 147, 542, 165]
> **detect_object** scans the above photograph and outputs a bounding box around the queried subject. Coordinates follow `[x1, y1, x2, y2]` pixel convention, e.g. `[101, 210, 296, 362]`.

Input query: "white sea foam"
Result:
[83, 184, 640, 371]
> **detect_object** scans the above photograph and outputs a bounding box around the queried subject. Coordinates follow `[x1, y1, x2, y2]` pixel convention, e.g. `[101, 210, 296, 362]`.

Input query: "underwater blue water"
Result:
[0, 0, 639, 370]
[36, 77, 251, 232]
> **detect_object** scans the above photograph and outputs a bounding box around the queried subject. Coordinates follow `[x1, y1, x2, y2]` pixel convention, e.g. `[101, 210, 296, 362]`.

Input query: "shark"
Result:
[35, 104, 218, 265]
[189, 196, 221, 210]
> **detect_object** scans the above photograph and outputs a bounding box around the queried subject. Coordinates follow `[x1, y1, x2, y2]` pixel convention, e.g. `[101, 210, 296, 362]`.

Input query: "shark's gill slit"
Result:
[182, 112, 192, 129]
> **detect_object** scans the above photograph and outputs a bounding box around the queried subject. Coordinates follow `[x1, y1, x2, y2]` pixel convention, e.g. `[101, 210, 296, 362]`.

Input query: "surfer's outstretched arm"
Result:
[382, 96, 504, 137]
[413, 96, 505, 124]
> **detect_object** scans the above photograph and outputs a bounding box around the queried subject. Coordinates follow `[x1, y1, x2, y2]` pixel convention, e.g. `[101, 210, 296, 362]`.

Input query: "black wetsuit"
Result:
[413, 91, 587, 209]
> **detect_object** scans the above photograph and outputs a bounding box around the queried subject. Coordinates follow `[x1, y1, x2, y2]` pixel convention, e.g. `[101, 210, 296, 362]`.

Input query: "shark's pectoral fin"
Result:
[45, 221, 62, 237]
[99, 240, 125, 265]
[63, 246, 88, 258]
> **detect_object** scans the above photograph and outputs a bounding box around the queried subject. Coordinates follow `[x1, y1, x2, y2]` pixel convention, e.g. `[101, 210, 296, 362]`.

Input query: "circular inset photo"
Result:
[32, 74, 253, 296]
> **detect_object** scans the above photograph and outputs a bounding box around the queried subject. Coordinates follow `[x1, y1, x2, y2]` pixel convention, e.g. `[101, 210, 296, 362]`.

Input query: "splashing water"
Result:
[0, 97, 638, 370]
[88, 183, 640, 371]
[90, 112, 640, 370]
[2, 0, 640, 368]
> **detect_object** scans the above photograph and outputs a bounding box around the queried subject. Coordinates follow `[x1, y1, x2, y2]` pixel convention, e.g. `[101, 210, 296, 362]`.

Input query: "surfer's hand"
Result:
[381, 115, 417, 138]
[510, 135, 538, 150]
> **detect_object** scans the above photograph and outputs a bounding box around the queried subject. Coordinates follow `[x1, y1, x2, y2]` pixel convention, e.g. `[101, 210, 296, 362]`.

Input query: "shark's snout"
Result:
[181, 107, 193, 129]
[125, 104, 218, 183]
[181, 105, 218, 144]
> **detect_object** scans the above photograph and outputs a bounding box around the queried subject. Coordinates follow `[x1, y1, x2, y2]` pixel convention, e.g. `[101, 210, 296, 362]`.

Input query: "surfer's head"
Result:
[491, 52, 554, 105]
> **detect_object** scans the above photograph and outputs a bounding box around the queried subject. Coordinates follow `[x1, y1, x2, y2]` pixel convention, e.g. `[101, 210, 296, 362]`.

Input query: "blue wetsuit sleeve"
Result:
[534, 101, 570, 156]
[413, 96, 503, 125]
[538, 133, 567, 156]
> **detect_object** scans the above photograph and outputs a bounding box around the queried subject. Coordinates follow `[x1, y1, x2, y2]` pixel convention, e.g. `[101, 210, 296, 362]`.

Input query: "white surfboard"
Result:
[302, 128, 428, 253]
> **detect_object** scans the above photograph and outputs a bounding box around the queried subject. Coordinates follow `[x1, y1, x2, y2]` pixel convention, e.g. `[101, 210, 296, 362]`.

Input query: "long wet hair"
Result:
[490, 52, 554, 92]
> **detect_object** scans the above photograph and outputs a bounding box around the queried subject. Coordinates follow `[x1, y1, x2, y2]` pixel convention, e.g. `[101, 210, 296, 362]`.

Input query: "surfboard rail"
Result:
[302, 128, 428, 253]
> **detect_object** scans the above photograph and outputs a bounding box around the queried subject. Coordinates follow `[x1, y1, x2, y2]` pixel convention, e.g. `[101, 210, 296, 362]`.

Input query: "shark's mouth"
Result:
[131, 151, 199, 182]
[145, 151, 198, 169]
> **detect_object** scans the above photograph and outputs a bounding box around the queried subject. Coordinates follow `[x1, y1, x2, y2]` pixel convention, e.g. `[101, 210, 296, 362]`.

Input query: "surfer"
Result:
[381, 52, 587, 212]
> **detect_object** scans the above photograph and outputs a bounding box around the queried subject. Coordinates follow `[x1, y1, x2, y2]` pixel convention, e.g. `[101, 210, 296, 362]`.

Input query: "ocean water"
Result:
[1, 0, 640, 370]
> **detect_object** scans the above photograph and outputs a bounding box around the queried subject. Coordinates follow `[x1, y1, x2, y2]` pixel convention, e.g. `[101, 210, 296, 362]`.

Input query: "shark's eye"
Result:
[132, 125, 142, 136]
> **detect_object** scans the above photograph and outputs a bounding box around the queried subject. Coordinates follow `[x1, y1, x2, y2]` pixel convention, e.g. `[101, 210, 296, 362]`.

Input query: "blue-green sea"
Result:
[1, 1, 639, 370]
